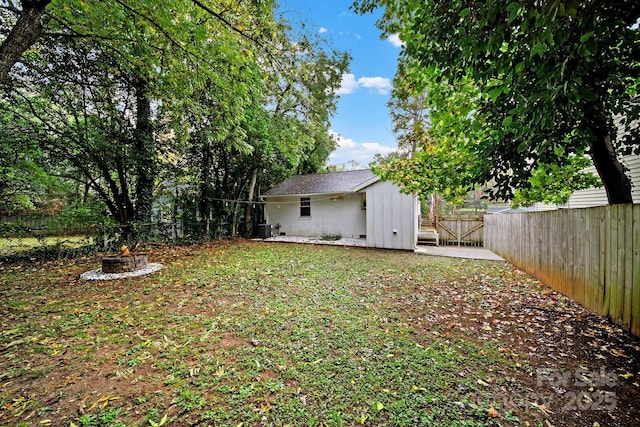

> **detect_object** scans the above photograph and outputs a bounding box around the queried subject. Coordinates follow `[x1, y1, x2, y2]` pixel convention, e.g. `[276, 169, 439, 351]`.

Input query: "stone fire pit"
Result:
[80, 246, 162, 280]
[101, 254, 148, 273]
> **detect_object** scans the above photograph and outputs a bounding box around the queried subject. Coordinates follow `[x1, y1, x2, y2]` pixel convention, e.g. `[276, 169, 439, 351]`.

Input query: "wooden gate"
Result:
[437, 216, 484, 246]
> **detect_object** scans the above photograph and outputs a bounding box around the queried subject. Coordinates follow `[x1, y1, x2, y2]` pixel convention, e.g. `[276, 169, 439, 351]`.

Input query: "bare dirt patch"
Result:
[390, 265, 640, 426]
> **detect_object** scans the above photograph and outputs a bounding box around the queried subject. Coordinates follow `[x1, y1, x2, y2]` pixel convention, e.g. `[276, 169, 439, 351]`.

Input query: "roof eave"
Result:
[261, 191, 343, 198]
[352, 175, 381, 192]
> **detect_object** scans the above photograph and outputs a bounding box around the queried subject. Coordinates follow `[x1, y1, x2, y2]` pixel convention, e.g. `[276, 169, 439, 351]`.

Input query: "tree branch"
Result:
[191, 0, 260, 45]
[190, 0, 284, 70]
[111, 0, 191, 57]
[0, 0, 51, 82]
[1, 0, 20, 14]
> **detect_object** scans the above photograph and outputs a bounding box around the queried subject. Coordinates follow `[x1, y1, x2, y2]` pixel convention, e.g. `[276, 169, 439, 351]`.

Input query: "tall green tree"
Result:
[170, 24, 349, 238]
[0, 0, 275, 83]
[387, 61, 429, 156]
[3, 38, 157, 228]
[357, 0, 640, 204]
[373, 66, 490, 204]
[2, 0, 348, 242]
[0, 103, 62, 211]
[2, 0, 280, 231]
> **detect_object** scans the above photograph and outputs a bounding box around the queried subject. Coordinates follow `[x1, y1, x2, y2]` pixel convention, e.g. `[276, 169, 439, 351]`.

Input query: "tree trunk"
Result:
[244, 168, 258, 236]
[0, 0, 52, 82]
[132, 76, 156, 224]
[198, 135, 212, 236]
[585, 103, 633, 205]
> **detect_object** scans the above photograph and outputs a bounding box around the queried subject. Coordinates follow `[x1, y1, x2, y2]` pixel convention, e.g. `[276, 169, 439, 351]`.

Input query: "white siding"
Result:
[365, 181, 418, 250]
[264, 193, 366, 238]
[567, 155, 640, 208]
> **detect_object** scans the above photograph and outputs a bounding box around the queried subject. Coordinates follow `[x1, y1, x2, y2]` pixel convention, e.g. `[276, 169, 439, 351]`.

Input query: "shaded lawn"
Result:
[0, 236, 91, 256]
[0, 240, 638, 427]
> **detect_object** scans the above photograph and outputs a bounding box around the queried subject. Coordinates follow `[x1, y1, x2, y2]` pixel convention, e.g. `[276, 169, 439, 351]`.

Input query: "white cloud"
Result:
[328, 130, 396, 167]
[337, 30, 361, 40]
[337, 73, 359, 94]
[319, 27, 328, 34]
[336, 74, 392, 95]
[387, 33, 403, 48]
[356, 76, 392, 95]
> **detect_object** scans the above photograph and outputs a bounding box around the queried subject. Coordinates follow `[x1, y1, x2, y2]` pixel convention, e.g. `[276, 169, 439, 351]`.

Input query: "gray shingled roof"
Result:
[263, 169, 377, 196]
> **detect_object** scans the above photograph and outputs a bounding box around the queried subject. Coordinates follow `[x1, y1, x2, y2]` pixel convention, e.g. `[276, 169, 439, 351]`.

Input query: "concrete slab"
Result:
[262, 235, 366, 247]
[414, 245, 505, 261]
[258, 236, 504, 261]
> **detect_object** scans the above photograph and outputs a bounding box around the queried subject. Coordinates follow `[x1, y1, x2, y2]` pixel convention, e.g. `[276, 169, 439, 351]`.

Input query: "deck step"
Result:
[417, 229, 439, 246]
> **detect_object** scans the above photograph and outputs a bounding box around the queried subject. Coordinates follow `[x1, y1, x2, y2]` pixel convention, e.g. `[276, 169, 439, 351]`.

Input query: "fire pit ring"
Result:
[80, 262, 162, 281]
[80, 246, 162, 280]
[101, 254, 148, 273]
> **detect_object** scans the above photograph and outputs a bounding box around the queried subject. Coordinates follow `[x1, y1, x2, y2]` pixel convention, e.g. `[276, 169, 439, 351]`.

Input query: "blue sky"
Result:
[276, 1, 402, 169]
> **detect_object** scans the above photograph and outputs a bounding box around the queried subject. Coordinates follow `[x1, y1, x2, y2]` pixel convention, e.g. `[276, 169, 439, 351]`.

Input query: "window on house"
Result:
[360, 193, 366, 210]
[300, 197, 311, 217]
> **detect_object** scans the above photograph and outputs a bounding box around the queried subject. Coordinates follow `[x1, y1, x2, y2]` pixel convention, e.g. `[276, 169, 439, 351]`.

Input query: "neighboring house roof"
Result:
[263, 169, 378, 196]
[486, 206, 537, 214]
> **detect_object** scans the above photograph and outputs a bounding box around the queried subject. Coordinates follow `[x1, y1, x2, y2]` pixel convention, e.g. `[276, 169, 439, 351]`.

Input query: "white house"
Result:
[485, 154, 640, 213]
[565, 154, 640, 208]
[261, 169, 419, 250]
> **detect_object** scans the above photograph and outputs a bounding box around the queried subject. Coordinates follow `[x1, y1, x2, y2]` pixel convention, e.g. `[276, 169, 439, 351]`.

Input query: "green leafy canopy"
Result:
[358, 0, 639, 205]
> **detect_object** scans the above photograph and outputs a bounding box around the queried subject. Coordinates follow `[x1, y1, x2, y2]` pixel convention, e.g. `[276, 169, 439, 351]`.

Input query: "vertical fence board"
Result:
[544, 212, 553, 286]
[574, 209, 585, 305]
[568, 210, 577, 301]
[620, 204, 631, 328]
[611, 206, 623, 323]
[620, 205, 628, 327]
[602, 207, 613, 317]
[485, 204, 639, 337]
[517, 215, 523, 268]
[632, 205, 640, 337]
[583, 209, 591, 308]
[587, 208, 600, 311]
[598, 208, 607, 316]
[559, 211, 567, 296]
[533, 213, 540, 282]
[606, 205, 622, 322]
[546, 213, 554, 289]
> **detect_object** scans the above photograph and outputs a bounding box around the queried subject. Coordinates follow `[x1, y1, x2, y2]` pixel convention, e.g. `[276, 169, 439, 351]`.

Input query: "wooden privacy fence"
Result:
[437, 216, 484, 246]
[1, 214, 93, 236]
[485, 204, 640, 337]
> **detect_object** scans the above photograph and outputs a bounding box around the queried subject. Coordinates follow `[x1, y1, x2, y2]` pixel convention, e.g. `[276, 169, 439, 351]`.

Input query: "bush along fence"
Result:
[485, 204, 640, 338]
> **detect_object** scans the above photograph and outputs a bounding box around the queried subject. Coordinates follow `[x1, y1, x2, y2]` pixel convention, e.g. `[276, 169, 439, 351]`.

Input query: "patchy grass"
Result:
[0, 236, 92, 255]
[319, 234, 342, 241]
[0, 240, 638, 426]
